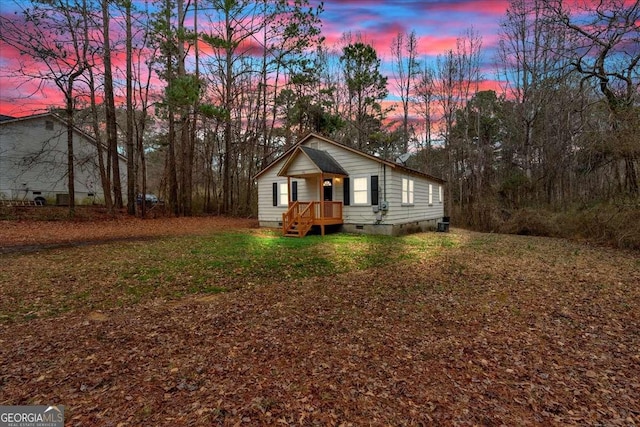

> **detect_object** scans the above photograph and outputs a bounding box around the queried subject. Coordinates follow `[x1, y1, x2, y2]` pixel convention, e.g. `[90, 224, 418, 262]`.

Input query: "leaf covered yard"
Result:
[0, 218, 639, 425]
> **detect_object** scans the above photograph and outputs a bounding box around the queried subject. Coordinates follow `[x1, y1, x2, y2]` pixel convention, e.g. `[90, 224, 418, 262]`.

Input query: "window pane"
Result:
[353, 177, 368, 204]
[354, 192, 367, 204]
[353, 177, 367, 191]
[409, 180, 414, 204]
[279, 183, 288, 205]
[402, 178, 407, 204]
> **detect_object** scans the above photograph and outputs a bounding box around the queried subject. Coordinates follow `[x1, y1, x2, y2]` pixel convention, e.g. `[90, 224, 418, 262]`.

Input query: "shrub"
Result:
[558, 202, 640, 249]
[457, 202, 640, 249]
[499, 208, 561, 237]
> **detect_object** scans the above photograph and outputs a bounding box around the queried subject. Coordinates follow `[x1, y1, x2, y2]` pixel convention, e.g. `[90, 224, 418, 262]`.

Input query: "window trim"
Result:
[351, 176, 369, 206]
[278, 182, 289, 207]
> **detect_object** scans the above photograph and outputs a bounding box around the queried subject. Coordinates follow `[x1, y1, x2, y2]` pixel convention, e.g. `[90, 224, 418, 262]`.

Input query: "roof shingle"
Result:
[299, 146, 348, 176]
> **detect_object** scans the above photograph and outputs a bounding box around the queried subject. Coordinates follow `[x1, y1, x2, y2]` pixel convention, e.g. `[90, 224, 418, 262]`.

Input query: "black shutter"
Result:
[371, 175, 379, 206]
[292, 181, 298, 202]
[272, 182, 278, 206]
[343, 177, 350, 206]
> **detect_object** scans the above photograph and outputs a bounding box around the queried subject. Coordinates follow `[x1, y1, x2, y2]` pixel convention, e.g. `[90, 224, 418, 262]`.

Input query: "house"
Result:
[255, 133, 446, 237]
[0, 113, 127, 205]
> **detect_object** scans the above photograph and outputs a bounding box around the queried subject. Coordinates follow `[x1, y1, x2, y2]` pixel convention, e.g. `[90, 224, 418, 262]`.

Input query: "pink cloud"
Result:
[424, 0, 509, 15]
[0, 74, 64, 117]
[415, 35, 461, 56]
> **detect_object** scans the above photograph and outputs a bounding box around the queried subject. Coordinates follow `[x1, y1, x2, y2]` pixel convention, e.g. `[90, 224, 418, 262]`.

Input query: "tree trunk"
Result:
[102, 0, 122, 209]
[125, 1, 135, 215]
[88, 67, 113, 213]
[65, 91, 76, 218]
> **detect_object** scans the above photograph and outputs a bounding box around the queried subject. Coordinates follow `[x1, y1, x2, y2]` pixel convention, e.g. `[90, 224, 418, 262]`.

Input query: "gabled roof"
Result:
[0, 112, 127, 163]
[278, 145, 348, 177]
[255, 132, 446, 183]
[300, 146, 348, 175]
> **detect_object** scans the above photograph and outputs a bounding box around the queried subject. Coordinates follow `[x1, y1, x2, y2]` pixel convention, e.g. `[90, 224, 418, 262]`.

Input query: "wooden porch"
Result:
[282, 201, 343, 237]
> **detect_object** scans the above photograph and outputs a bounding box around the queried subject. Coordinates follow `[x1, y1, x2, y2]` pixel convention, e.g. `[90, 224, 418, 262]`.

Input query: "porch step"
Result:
[285, 221, 302, 237]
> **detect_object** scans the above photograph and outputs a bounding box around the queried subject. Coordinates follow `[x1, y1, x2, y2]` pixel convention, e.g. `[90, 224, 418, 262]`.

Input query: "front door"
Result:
[323, 179, 333, 201]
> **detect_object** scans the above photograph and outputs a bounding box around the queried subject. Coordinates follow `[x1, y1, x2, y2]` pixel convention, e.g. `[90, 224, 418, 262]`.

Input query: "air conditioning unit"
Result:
[56, 194, 70, 206]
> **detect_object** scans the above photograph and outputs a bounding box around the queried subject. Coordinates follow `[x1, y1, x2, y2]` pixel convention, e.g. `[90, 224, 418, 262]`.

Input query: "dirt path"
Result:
[0, 217, 258, 253]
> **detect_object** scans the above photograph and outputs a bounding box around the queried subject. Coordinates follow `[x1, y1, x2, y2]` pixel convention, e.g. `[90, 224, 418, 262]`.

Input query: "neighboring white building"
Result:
[0, 113, 126, 205]
[255, 132, 446, 236]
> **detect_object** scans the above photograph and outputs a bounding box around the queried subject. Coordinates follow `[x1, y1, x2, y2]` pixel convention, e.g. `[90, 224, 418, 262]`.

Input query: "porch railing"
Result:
[282, 201, 343, 237]
[314, 201, 342, 221]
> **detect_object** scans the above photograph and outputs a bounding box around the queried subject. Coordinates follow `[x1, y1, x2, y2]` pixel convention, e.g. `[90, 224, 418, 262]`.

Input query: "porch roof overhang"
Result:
[277, 145, 348, 179]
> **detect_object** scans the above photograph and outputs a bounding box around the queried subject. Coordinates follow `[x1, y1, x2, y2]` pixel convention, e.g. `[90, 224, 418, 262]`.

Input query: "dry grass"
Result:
[454, 202, 640, 250]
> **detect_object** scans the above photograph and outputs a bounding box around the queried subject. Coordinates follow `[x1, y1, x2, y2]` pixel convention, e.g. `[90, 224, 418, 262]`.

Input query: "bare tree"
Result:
[543, 0, 640, 196]
[0, 0, 90, 216]
[200, 0, 263, 214]
[499, 0, 568, 192]
[433, 29, 483, 215]
[414, 63, 435, 150]
[125, 0, 136, 215]
[100, 0, 124, 209]
[391, 30, 420, 153]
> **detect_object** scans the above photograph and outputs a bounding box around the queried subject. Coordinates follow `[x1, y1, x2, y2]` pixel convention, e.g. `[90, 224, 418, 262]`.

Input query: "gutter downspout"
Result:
[383, 164, 386, 207]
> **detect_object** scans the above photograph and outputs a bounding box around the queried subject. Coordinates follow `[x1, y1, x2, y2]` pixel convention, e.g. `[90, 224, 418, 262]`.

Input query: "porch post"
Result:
[319, 173, 325, 236]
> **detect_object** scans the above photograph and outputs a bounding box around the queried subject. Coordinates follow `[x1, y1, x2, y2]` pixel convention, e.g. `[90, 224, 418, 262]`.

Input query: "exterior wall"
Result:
[257, 135, 446, 233]
[380, 167, 444, 226]
[342, 218, 439, 236]
[0, 115, 127, 204]
[285, 153, 319, 176]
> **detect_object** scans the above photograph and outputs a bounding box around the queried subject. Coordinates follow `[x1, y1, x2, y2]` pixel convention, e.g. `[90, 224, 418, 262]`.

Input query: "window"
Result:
[429, 184, 433, 205]
[353, 177, 368, 205]
[278, 182, 288, 206]
[438, 185, 443, 203]
[45, 120, 54, 130]
[402, 178, 414, 205]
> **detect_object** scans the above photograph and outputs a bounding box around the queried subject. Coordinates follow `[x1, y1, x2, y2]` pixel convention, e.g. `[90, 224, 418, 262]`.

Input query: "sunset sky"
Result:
[0, 0, 511, 118]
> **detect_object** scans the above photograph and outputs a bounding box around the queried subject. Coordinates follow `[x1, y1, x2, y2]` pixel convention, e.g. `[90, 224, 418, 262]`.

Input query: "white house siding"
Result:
[285, 153, 319, 176]
[382, 168, 444, 226]
[257, 163, 310, 224]
[0, 115, 126, 204]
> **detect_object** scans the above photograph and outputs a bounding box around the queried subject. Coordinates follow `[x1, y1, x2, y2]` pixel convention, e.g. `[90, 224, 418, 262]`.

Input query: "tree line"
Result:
[1, 0, 638, 226]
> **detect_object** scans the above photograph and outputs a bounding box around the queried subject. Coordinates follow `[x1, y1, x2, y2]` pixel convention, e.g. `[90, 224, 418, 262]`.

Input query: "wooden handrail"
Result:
[296, 201, 315, 237]
[282, 201, 299, 234]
